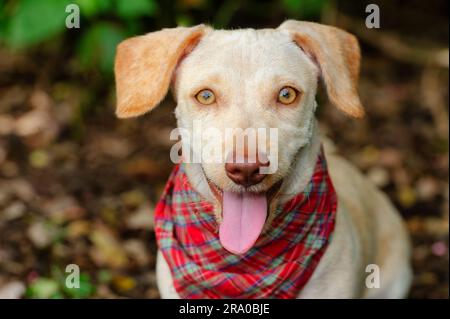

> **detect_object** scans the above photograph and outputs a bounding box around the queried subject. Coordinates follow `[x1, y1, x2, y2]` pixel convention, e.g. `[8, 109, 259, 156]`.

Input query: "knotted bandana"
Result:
[154, 150, 337, 298]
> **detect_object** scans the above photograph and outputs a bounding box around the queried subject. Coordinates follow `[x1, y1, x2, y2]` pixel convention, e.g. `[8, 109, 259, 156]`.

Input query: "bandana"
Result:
[154, 150, 337, 299]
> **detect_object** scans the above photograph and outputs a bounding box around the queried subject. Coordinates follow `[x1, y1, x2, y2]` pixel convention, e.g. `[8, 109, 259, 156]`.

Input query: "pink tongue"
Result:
[219, 191, 267, 255]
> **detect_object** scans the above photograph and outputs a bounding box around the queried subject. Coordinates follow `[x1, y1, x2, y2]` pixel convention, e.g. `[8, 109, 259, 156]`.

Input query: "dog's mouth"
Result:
[207, 179, 282, 255]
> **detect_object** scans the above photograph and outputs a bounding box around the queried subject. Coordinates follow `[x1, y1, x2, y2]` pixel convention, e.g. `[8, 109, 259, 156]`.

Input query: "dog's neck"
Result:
[183, 120, 322, 221]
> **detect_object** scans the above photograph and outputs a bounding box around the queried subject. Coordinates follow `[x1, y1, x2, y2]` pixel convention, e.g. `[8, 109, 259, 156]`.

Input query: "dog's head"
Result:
[115, 21, 363, 254]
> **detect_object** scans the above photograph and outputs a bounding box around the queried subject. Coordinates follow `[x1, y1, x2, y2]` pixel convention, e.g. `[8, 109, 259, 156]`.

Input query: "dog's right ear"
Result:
[278, 20, 364, 118]
[115, 25, 211, 118]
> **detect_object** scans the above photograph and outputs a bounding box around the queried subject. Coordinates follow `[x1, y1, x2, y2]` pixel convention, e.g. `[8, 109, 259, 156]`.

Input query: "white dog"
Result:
[115, 20, 412, 298]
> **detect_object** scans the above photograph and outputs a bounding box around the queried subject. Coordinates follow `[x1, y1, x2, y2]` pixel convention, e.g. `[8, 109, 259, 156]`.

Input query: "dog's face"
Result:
[115, 21, 364, 254]
[173, 29, 319, 194]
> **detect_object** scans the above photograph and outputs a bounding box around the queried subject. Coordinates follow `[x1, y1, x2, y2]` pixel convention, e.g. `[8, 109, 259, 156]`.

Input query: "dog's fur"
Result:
[115, 21, 412, 298]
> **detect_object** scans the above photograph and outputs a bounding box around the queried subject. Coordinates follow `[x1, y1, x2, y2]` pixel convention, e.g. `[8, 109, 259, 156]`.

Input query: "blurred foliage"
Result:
[2, 0, 69, 48]
[282, 0, 327, 16]
[0, 0, 328, 74]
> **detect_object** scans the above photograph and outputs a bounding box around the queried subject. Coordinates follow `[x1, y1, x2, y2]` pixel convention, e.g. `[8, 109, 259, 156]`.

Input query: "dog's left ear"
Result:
[115, 25, 211, 118]
[278, 20, 364, 118]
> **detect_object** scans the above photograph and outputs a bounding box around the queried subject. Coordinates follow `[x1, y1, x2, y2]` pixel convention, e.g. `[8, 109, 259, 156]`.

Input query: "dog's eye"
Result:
[277, 87, 298, 105]
[195, 89, 216, 105]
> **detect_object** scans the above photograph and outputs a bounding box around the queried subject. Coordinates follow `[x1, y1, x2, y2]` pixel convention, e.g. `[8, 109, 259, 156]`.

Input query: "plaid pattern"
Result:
[154, 149, 337, 299]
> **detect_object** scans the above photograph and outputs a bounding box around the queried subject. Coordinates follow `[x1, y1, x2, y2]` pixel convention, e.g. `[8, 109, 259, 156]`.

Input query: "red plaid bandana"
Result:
[154, 150, 337, 298]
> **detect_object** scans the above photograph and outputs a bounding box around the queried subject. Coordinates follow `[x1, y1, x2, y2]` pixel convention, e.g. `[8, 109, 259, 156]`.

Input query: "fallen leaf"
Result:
[66, 220, 91, 239]
[89, 224, 128, 269]
[2, 201, 26, 221]
[14, 109, 59, 147]
[0, 281, 26, 299]
[123, 239, 150, 266]
[27, 221, 59, 249]
[29, 90, 52, 111]
[126, 203, 154, 230]
[379, 148, 403, 168]
[112, 275, 136, 293]
[416, 176, 440, 201]
[396, 185, 416, 208]
[424, 217, 449, 236]
[29, 149, 50, 168]
[95, 284, 116, 298]
[0, 142, 7, 165]
[1, 160, 19, 177]
[120, 189, 147, 207]
[367, 166, 390, 187]
[41, 196, 85, 223]
[417, 272, 438, 285]
[0, 115, 15, 135]
[15, 110, 52, 137]
[89, 134, 132, 159]
[357, 145, 380, 168]
[121, 157, 166, 179]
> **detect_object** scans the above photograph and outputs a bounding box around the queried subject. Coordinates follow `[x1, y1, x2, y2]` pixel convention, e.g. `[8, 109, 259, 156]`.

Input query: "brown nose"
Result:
[225, 157, 269, 187]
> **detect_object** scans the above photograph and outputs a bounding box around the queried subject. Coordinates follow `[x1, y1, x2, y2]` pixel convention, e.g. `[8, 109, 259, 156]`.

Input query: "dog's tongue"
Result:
[219, 191, 267, 255]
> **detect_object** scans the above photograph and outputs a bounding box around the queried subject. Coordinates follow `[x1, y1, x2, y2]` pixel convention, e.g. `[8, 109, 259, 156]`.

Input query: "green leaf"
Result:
[75, 0, 112, 17]
[63, 273, 95, 298]
[176, 14, 193, 27]
[115, 0, 157, 19]
[282, 0, 328, 18]
[97, 270, 112, 283]
[26, 278, 61, 299]
[77, 22, 126, 73]
[6, 0, 70, 48]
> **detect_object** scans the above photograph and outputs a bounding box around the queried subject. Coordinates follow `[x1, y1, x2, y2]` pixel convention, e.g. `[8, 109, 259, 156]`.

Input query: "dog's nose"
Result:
[225, 158, 269, 187]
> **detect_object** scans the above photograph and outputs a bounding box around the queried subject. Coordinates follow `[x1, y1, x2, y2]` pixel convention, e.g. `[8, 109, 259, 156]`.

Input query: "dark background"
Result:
[0, 0, 448, 298]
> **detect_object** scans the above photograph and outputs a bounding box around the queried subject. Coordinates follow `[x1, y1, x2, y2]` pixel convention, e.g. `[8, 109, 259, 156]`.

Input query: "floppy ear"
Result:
[278, 20, 364, 118]
[114, 25, 211, 118]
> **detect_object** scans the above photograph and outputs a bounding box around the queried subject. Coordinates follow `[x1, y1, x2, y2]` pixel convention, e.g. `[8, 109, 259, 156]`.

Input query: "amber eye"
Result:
[277, 87, 298, 105]
[195, 89, 216, 105]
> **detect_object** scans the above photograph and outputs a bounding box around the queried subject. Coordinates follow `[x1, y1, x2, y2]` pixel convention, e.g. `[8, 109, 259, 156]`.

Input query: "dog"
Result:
[114, 20, 412, 298]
